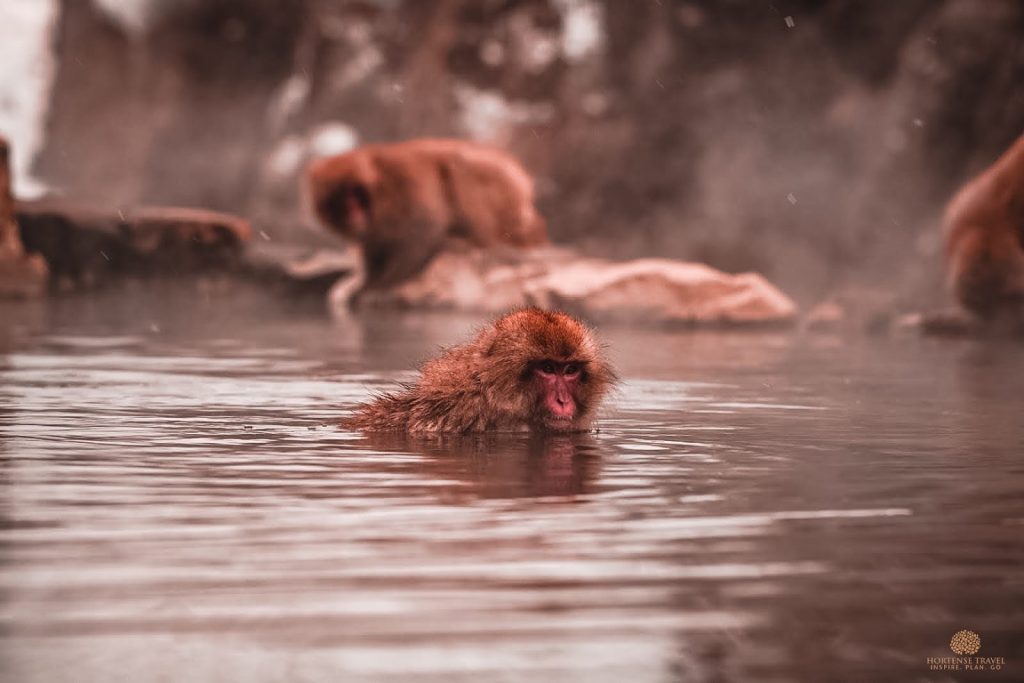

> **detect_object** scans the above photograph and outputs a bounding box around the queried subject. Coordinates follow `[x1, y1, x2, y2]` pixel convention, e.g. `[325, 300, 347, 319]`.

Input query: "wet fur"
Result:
[343, 309, 616, 434]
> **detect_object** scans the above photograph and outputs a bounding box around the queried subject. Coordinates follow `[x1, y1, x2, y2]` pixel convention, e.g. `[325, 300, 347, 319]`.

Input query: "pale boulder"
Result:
[336, 248, 797, 326]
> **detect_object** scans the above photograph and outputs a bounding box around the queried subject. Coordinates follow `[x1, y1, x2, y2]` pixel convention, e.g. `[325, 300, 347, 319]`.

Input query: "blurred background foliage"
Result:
[25, 0, 1024, 301]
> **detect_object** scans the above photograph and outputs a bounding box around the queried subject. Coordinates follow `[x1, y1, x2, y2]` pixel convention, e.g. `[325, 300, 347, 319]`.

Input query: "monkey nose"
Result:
[547, 394, 575, 418]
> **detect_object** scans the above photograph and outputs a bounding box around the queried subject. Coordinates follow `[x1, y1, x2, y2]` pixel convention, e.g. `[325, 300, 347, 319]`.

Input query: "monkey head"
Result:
[345, 308, 616, 434]
[306, 153, 377, 240]
[472, 309, 617, 432]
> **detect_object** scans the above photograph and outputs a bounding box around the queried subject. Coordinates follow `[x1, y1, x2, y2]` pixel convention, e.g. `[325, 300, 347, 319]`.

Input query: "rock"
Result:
[910, 309, 1024, 338]
[802, 288, 902, 334]
[240, 242, 358, 297]
[0, 137, 48, 298]
[16, 199, 251, 288]
[353, 247, 565, 311]
[336, 248, 797, 326]
[803, 301, 846, 332]
[532, 258, 797, 325]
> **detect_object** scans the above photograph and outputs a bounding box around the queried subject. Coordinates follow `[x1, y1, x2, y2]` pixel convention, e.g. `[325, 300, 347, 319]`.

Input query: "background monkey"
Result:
[344, 308, 616, 433]
[944, 133, 1024, 324]
[307, 138, 548, 289]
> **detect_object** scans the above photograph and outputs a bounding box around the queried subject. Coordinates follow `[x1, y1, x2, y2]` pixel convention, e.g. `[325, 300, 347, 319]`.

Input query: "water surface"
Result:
[1, 286, 1022, 682]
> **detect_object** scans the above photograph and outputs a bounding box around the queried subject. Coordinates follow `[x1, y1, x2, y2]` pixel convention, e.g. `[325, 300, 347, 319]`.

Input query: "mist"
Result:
[4, 0, 1024, 302]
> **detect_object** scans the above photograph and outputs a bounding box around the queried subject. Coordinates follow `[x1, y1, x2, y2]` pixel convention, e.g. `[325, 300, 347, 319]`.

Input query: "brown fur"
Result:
[944, 134, 1024, 320]
[344, 309, 616, 434]
[307, 138, 548, 288]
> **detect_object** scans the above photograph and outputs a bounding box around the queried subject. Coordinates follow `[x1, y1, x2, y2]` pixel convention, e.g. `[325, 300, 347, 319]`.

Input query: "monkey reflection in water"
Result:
[344, 309, 617, 434]
[358, 432, 603, 498]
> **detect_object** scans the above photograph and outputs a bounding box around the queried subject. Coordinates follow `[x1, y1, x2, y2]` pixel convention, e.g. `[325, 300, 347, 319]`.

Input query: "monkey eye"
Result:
[563, 363, 580, 376]
[539, 361, 557, 375]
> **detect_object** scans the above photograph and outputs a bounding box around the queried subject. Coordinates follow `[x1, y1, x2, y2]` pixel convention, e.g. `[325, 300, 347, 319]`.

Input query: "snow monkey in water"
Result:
[344, 309, 616, 434]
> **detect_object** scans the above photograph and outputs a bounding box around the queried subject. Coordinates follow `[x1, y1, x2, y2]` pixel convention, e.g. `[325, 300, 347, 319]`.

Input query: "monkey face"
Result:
[307, 152, 377, 241]
[531, 360, 587, 431]
[318, 181, 372, 239]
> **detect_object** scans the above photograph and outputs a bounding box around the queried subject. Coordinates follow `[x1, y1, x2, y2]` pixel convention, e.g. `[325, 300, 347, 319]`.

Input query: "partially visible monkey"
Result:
[307, 139, 548, 289]
[344, 308, 616, 433]
[944, 134, 1024, 325]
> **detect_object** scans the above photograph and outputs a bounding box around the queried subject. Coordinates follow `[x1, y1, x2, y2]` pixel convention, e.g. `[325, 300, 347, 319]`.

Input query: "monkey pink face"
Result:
[533, 360, 584, 430]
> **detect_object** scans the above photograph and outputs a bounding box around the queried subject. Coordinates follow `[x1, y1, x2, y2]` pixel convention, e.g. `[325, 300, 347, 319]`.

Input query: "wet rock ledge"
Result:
[0, 135, 355, 298]
[15, 200, 252, 290]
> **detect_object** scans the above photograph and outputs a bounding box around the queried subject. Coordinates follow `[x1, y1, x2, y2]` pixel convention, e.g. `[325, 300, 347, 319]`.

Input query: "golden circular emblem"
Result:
[949, 630, 981, 655]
